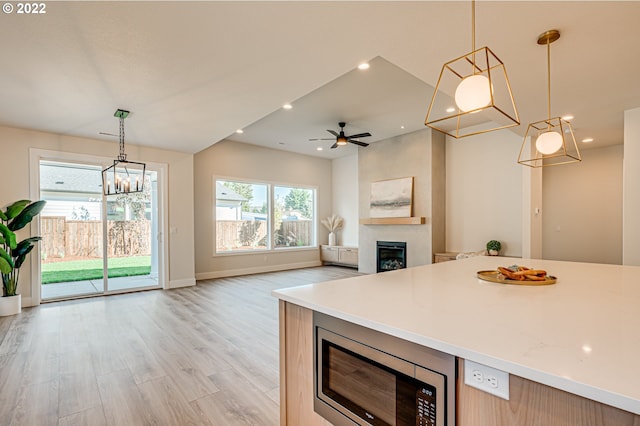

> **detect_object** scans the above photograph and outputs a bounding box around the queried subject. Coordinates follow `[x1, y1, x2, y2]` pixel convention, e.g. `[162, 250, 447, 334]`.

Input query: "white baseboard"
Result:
[168, 278, 196, 289]
[195, 260, 322, 280]
[21, 296, 36, 308]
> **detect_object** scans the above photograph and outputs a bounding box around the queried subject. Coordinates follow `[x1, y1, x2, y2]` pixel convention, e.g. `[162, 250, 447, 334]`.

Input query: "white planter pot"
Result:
[328, 232, 336, 246]
[0, 294, 21, 316]
[489, 249, 499, 256]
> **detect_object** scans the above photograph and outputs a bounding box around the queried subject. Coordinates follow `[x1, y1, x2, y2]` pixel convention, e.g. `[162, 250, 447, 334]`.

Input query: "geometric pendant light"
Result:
[518, 30, 581, 167]
[101, 109, 146, 195]
[425, 0, 519, 138]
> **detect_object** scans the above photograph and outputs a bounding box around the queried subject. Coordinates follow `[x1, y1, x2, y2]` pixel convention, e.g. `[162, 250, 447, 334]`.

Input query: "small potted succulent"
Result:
[486, 240, 502, 256]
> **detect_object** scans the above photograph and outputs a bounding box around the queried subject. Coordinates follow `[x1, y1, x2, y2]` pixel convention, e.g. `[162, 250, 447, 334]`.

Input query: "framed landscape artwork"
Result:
[369, 177, 413, 218]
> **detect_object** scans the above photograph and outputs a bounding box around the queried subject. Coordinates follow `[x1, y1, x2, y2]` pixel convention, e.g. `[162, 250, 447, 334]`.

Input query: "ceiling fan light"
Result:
[535, 131, 563, 155]
[336, 137, 348, 146]
[454, 74, 492, 112]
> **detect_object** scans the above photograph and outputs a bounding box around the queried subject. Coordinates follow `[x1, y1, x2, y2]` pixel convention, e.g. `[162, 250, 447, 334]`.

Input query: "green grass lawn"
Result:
[42, 256, 151, 284]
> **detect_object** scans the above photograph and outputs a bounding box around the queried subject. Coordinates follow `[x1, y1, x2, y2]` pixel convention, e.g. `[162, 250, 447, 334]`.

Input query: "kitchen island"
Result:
[273, 256, 640, 425]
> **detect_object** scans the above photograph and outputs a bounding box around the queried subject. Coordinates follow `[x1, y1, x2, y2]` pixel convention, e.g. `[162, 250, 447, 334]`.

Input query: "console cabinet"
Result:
[320, 245, 358, 268]
[433, 252, 458, 263]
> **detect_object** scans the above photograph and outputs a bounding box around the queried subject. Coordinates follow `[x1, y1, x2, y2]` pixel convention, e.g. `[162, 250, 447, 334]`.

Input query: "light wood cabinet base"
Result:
[320, 245, 358, 269]
[279, 302, 640, 426]
[279, 301, 333, 426]
[458, 362, 640, 425]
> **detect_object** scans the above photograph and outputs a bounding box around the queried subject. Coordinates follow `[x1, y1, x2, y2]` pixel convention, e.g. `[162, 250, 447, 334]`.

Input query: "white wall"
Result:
[331, 155, 358, 247]
[520, 137, 543, 259]
[542, 145, 623, 264]
[446, 129, 523, 256]
[623, 107, 640, 265]
[0, 125, 196, 305]
[193, 140, 332, 279]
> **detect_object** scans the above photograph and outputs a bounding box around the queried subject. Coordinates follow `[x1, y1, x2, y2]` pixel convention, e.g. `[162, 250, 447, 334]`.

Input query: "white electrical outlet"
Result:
[464, 359, 510, 400]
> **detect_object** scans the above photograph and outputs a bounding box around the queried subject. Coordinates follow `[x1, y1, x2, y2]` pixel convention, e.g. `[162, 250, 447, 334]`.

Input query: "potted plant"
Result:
[321, 214, 343, 246]
[486, 240, 501, 256]
[0, 199, 46, 316]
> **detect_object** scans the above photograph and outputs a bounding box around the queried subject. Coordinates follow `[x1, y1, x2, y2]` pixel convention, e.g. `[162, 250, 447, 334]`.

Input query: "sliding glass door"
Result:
[39, 159, 162, 301]
[105, 170, 159, 293]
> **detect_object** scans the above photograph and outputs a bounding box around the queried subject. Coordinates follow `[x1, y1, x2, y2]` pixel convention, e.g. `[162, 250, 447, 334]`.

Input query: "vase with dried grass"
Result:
[321, 215, 343, 246]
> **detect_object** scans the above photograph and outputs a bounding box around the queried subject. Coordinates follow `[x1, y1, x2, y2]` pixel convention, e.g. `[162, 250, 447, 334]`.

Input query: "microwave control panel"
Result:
[416, 386, 437, 426]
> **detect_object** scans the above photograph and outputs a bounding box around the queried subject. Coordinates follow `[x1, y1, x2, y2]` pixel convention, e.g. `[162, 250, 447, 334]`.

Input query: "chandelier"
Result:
[101, 109, 146, 195]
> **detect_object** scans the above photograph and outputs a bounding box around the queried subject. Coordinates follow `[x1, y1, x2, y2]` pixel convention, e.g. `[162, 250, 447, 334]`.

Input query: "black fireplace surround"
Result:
[376, 241, 407, 273]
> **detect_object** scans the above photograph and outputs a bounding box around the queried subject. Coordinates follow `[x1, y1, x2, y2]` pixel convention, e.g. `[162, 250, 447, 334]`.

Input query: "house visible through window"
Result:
[215, 179, 315, 253]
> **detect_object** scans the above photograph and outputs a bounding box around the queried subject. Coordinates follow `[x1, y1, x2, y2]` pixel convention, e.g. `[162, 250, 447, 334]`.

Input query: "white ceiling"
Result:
[1, 1, 639, 158]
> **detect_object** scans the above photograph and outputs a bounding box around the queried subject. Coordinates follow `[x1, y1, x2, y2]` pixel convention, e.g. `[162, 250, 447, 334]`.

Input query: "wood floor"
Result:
[0, 266, 362, 426]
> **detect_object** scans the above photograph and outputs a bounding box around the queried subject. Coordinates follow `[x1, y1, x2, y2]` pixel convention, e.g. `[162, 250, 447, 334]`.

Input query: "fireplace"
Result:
[376, 241, 407, 273]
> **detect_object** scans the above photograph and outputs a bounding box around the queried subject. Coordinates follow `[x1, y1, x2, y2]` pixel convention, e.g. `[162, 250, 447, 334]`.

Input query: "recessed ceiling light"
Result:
[400, 125, 405, 129]
[582, 138, 594, 143]
[278, 142, 285, 145]
[562, 115, 574, 121]
[358, 62, 370, 70]
[235, 129, 244, 134]
[316, 147, 323, 151]
[446, 107, 456, 113]
[283, 103, 293, 110]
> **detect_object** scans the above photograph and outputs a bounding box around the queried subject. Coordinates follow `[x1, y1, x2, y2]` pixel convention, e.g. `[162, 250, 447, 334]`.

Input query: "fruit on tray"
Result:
[497, 265, 547, 281]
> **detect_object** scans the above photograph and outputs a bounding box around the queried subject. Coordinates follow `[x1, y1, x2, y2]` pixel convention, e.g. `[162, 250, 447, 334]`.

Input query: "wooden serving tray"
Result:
[477, 270, 557, 286]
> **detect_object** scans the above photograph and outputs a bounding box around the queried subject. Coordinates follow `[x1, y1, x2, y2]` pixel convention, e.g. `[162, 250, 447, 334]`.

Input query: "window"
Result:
[215, 179, 316, 253]
[216, 180, 269, 252]
[274, 186, 314, 248]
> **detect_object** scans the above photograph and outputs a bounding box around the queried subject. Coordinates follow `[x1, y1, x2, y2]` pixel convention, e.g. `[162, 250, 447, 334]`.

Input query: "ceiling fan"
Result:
[309, 122, 372, 149]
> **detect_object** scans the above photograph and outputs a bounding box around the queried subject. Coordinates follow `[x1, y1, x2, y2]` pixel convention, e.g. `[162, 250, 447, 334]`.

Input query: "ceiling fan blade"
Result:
[330, 142, 339, 149]
[347, 132, 372, 139]
[309, 138, 335, 141]
[327, 130, 339, 137]
[349, 140, 369, 147]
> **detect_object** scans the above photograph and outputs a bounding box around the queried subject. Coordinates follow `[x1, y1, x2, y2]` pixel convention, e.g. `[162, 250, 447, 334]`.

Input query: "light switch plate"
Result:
[464, 359, 510, 400]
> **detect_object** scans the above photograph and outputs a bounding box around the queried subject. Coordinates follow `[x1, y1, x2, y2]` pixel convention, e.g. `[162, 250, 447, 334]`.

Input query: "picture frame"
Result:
[369, 177, 413, 218]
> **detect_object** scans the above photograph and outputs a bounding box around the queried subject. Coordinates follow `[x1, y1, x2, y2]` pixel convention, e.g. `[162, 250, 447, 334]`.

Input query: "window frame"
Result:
[214, 176, 317, 256]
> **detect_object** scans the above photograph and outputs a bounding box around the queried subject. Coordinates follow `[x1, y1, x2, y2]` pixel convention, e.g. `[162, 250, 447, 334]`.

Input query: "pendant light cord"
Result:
[547, 37, 552, 127]
[536, 30, 560, 129]
[471, 0, 476, 73]
[472, 0, 476, 53]
[118, 116, 127, 161]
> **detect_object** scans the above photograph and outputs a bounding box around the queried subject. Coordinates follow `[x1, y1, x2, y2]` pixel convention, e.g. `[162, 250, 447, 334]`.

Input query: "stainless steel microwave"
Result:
[314, 312, 456, 426]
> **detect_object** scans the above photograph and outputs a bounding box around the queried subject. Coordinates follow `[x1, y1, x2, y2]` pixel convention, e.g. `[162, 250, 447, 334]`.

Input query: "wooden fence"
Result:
[216, 220, 312, 250]
[277, 220, 313, 247]
[41, 216, 151, 260]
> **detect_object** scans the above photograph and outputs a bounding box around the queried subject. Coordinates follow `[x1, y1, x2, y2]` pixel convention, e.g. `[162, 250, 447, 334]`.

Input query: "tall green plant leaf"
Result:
[0, 223, 17, 250]
[0, 210, 6, 221]
[14, 245, 34, 269]
[0, 256, 11, 274]
[12, 237, 41, 258]
[0, 247, 14, 270]
[5, 200, 31, 220]
[8, 200, 46, 231]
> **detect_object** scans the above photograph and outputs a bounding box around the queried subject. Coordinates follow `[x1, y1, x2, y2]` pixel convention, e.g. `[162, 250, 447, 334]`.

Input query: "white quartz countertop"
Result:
[273, 256, 640, 415]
